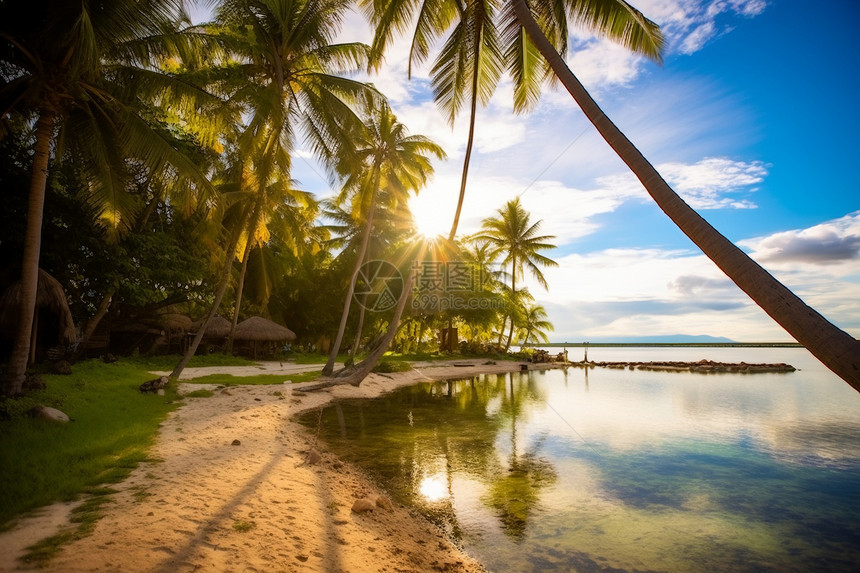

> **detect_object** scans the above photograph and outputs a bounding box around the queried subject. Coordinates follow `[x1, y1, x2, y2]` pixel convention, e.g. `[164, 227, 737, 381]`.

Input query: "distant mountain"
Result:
[551, 334, 736, 344]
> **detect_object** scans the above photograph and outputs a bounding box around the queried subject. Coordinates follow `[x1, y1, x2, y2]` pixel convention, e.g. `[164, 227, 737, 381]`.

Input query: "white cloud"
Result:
[525, 212, 860, 342]
[596, 157, 768, 209]
[740, 211, 860, 264]
[636, 0, 768, 56]
[565, 39, 649, 92]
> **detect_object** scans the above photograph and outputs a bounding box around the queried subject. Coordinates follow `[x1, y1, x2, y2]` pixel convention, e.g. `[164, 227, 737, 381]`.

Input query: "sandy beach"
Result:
[0, 359, 552, 573]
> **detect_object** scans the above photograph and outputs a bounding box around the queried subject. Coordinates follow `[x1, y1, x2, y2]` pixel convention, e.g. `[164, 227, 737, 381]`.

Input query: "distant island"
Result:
[542, 335, 802, 347]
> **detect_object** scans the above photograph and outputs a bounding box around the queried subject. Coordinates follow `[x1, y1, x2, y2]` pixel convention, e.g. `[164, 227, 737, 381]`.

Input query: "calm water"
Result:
[299, 348, 860, 572]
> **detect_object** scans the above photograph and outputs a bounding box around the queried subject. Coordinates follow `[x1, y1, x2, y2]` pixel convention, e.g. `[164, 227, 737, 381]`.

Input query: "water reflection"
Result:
[299, 350, 860, 572]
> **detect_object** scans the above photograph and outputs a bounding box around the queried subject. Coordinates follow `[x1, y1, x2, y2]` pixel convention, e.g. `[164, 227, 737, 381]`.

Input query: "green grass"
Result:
[372, 359, 413, 373]
[232, 520, 256, 532]
[290, 353, 344, 364]
[19, 493, 114, 567]
[184, 370, 320, 386]
[0, 357, 187, 527]
[183, 389, 215, 398]
[123, 353, 256, 371]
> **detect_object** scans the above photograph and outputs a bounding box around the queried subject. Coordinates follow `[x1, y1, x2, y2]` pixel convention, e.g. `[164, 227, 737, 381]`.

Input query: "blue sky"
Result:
[195, 1, 860, 342]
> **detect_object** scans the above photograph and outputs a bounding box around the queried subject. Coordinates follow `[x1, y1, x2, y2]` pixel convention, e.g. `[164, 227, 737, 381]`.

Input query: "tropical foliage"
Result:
[0, 0, 555, 396]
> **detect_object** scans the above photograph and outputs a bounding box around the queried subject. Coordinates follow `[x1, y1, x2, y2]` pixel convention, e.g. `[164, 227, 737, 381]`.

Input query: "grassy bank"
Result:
[0, 354, 258, 528]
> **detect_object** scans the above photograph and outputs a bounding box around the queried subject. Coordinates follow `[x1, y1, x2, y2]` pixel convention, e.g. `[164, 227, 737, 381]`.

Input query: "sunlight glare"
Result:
[418, 475, 449, 502]
[409, 193, 451, 239]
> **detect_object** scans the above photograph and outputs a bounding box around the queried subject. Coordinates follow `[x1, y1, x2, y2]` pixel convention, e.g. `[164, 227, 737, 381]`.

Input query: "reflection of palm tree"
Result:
[485, 372, 556, 539]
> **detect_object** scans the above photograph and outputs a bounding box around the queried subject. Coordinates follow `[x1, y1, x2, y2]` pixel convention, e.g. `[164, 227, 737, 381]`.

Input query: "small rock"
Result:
[351, 498, 375, 513]
[147, 512, 154, 516]
[139, 376, 169, 393]
[306, 449, 322, 465]
[375, 495, 393, 511]
[231, 439, 241, 446]
[254, 398, 261, 401]
[220, 389, 233, 396]
[32, 405, 70, 423]
[157, 389, 165, 396]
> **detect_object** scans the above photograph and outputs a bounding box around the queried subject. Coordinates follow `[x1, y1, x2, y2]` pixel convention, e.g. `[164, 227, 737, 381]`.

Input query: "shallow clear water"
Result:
[298, 348, 860, 572]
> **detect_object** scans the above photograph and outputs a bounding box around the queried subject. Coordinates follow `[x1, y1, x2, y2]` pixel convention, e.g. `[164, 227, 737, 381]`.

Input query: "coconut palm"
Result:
[475, 197, 556, 351]
[0, 0, 221, 394]
[225, 170, 319, 354]
[362, 0, 662, 241]
[171, 0, 379, 379]
[506, 0, 860, 389]
[517, 302, 553, 349]
[322, 96, 445, 376]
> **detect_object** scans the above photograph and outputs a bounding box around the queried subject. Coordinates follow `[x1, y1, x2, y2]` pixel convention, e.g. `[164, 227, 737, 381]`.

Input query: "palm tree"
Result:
[362, 0, 662, 241]
[225, 171, 319, 354]
[475, 197, 557, 351]
[506, 0, 860, 389]
[0, 0, 219, 394]
[171, 0, 379, 379]
[322, 96, 445, 376]
[517, 302, 553, 349]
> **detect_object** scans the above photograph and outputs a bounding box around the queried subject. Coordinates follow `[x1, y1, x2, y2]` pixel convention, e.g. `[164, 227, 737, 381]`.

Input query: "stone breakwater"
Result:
[570, 359, 796, 373]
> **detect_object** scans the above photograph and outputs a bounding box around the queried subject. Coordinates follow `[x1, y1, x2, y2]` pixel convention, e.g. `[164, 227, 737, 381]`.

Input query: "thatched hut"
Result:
[189, 315, 232, 354]
[0, 269, 76, 363]
[233, 316, 296, 359]
[158, 313, 193, 352]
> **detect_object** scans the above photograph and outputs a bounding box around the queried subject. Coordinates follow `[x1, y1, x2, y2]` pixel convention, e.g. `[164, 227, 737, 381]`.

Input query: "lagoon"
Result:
[299, 348, 860, 572]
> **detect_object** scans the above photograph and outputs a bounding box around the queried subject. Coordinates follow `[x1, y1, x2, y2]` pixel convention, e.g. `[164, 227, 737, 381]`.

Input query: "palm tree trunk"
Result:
[170, 228, 242, 381]
[306, 261, 417, 390]
[448, 37, 483, 242]
[5, 110, 55, 395]
[226, 233, 254, 355]
[322, 198, 377, 376]
[349, 301, 367, 358]
[504, 256, 517, 352]
[512, 0, 860, 390]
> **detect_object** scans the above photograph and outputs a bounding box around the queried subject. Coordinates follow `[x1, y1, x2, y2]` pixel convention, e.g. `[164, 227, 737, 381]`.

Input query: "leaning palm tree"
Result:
[322, 96, 445, 376]
[475, 197, 557, 351]
[0, 0, 221, 394]
[361, 0, 662, 241]
[504, 0, 860, 389]
[170, 0, 378, 379]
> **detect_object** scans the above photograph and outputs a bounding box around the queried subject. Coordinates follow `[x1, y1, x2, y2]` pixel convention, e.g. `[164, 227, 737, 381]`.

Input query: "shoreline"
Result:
[1, 359, 556, 573]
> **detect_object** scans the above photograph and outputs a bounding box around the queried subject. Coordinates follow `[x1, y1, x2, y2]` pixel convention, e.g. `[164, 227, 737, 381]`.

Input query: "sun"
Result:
[409, 193, 451, 239]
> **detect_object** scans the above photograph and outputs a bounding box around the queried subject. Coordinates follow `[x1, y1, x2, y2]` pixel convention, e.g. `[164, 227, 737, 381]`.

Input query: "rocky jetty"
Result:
[572, 359, 795, 373]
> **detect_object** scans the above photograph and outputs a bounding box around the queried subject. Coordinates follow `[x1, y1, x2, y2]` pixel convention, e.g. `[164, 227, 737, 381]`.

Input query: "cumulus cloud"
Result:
[596, 157, 767, 209]
[636, 0, 768, 55]
[740, 212, 860, 264]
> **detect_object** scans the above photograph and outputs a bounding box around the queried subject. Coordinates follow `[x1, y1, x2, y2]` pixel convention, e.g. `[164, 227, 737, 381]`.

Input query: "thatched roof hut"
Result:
[190, 315, 232, 338]
[0, 269, 76, 346]
[233, 316, 296, 359]
[158, 313, 192, 337]
[234, 316, 296, 342]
